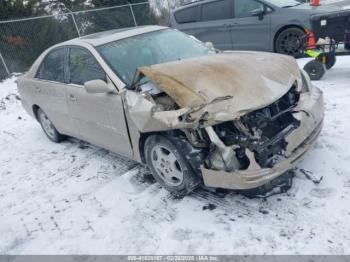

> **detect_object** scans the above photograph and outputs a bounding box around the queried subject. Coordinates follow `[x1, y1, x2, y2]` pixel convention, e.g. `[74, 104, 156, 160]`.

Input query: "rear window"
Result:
[201, 0, 232, 21]
[36, 48, 66, 82]
[174, 6, 200, 24]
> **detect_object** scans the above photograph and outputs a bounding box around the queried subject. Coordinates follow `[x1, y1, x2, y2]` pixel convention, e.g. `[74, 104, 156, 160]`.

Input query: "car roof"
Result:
[174, 0, 216, 12]
[172, 0, 279, 13]
[56, 25, 167, 47]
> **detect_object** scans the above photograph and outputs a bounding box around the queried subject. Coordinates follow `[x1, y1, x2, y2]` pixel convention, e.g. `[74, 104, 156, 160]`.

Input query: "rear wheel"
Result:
[275, 27, 305, 58]
[37, 108, 65, 143]
[144, 135, 201, 197]
[303, 60, 326, 81]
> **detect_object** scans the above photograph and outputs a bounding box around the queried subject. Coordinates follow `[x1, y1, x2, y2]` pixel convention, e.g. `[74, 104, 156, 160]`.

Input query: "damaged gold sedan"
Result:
[17, 26, 324, 197]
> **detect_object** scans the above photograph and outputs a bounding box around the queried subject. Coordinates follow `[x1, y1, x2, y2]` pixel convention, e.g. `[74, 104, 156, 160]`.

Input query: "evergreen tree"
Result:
[0, 0, 78, 74]
[0, 0, 158, 79]
[0, 0, 46, 20]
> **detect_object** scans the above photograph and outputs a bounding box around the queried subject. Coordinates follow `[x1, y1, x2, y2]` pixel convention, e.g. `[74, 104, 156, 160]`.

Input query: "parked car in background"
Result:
[17, 26, 324, 197]
[170, 0, 349, 57]
[299, 0, 350, 6]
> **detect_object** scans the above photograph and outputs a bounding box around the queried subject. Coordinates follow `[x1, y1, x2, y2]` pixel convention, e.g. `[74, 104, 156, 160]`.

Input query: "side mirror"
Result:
[204, 41, 214, 49]
[251, 8, 265, 19]
[84, 79, 114, 94]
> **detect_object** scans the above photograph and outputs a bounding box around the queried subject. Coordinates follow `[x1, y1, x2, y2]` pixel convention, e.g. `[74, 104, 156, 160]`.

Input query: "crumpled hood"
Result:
[138, 52, 302, 115]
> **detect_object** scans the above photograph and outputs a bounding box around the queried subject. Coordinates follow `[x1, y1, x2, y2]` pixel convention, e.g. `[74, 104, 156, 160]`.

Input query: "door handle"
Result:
[68, 94, 77, 101]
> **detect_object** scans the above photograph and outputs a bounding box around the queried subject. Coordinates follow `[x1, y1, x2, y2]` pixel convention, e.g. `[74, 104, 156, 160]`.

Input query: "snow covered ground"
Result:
[0, 56, 350, 255]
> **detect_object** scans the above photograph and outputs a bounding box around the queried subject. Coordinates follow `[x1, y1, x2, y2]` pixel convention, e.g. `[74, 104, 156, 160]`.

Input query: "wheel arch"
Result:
[139, 132, 156, 164]
[138, 130, 186, 164]
[32, 104, 40, 121]
[273, 24, 306, 52]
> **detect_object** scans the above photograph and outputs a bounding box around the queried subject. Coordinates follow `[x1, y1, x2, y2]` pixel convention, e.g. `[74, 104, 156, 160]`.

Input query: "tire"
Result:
[303, 60, 326, 81]
[275, 27, 305, 58]
[144, 135, 201, 197]
[37, 108, 66, 143]
[316, 53, 336, 70]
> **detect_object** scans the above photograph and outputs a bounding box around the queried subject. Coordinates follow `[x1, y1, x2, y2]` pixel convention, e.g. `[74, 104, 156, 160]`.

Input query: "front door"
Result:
[66, 47, 133, 157]
[231, 0, 272, 51]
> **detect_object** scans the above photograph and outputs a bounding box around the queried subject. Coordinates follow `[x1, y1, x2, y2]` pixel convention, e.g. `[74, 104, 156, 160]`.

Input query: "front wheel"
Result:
[275, 28, 305, 58]
[144, 135, 201, 197]
[37, 108, 66, 143]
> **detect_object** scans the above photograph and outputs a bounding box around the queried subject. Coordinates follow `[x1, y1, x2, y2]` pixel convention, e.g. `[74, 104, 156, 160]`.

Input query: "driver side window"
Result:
[234, 0, 265, 18]
[69, 47, 106, 86]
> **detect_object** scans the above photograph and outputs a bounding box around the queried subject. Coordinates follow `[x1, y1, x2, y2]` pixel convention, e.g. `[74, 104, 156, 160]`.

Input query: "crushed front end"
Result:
[201, 78, 324, 190]
[125, 53, 324, 191]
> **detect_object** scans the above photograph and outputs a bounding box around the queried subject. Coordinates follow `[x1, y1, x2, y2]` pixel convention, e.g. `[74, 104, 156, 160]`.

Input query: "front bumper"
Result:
[201, 86, 324, 190]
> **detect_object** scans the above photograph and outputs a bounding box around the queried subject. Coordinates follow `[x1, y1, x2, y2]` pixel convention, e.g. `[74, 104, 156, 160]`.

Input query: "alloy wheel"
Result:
[150, 145, 184, 187]
[280, 33, 302, 56]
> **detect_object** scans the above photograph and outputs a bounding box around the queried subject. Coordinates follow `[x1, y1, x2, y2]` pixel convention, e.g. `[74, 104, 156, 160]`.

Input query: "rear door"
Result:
[231, 0, 272, 51]
[32, 47, 77, 137]
[174, 0, 234, 50]
[66, 46, 133, 157]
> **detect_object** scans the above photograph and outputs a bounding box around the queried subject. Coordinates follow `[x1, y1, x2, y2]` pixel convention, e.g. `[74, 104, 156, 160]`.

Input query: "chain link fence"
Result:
[0, 1, 156, 81]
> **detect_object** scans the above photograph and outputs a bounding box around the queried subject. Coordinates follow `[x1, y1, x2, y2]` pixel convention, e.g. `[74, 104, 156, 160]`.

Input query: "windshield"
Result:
[266, 0, 301, 7]
[97, 29, 212, 86]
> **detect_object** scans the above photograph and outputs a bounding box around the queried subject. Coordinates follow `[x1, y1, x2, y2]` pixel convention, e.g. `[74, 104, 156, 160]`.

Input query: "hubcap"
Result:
[150, 145, 184, 187]
[39, 112, 55, 139]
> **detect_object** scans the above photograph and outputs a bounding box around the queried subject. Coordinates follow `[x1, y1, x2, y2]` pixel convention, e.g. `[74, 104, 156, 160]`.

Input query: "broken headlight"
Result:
[300, 69, 311, 93]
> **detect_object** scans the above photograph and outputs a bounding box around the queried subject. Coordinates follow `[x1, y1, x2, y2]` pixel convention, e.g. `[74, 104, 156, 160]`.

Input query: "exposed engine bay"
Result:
[135, 80, 303, 173]
[211, 86, 301, 170]
[178, 86, 302, 173]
